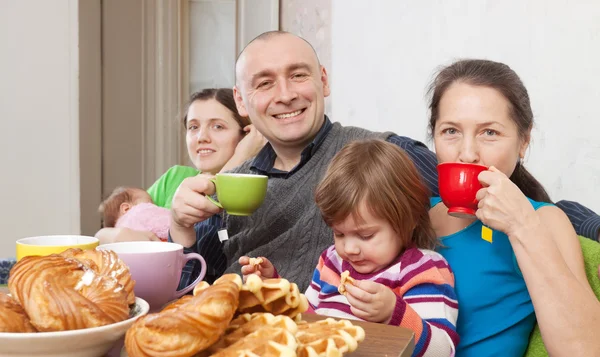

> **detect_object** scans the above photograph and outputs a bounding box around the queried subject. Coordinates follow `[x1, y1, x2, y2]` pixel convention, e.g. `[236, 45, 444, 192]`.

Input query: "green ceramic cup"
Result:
[207, 173, 268, 216]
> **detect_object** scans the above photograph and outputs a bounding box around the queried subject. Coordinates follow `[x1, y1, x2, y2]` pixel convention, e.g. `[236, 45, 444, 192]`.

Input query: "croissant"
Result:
[60, 248, 136, 305]
[125, 274, 242, 357]
[161, 294, 194, 312]
[0, 293, 36, 332]
[8, 254, 130, 332]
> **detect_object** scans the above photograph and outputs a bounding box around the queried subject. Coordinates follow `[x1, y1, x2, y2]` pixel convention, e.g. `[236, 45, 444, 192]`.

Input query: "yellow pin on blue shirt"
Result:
[481, 226, 493, 243]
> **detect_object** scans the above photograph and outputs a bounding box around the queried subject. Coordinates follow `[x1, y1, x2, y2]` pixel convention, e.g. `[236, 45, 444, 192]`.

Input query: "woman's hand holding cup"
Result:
[475, 166, 539, 237]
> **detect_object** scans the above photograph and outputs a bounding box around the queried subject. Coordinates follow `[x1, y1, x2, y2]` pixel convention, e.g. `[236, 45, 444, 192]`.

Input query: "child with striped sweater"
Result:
[240, 139, 459, 357]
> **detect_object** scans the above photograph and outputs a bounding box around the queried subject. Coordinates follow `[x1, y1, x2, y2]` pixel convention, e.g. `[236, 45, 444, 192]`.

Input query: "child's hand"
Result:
[239, 256, 275, 281]
[344, 280, 397, 324]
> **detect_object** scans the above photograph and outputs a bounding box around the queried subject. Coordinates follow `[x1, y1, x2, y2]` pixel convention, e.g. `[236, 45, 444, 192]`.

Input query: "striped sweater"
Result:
[305, 246, 459, 357]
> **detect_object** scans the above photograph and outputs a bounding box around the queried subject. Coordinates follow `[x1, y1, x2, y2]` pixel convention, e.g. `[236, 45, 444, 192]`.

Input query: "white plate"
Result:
[0, 297, 149, 357]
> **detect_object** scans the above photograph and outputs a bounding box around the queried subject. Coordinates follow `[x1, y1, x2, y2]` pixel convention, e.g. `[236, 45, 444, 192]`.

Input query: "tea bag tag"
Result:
[218, 229, 229, 242]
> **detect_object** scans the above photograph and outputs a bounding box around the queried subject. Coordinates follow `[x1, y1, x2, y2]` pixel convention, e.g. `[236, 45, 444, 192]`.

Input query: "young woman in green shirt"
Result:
[96, 88, 265, 243]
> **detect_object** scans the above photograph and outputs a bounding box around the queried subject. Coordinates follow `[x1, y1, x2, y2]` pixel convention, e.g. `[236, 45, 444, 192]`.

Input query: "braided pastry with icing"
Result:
[8, 254, 130, 332]
[60, 248, 136, 305]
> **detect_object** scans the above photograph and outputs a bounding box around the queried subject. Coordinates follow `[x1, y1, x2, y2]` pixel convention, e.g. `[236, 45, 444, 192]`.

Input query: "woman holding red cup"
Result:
[428, 59, 600, 356]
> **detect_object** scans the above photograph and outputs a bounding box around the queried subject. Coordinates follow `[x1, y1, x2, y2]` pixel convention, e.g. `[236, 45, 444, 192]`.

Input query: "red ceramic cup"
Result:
[437, 162, 488, 218]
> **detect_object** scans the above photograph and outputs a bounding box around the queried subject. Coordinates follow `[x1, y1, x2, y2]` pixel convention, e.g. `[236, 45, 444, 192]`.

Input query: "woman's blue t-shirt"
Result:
[431, 196, 550, 357]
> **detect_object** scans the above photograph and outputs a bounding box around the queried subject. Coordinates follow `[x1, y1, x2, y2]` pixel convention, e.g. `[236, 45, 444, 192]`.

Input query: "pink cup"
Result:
[98, 241, 206, 311]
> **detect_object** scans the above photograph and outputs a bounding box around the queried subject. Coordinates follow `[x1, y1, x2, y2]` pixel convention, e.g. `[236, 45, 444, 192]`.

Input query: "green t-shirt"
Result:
[147, 165, 199, 209]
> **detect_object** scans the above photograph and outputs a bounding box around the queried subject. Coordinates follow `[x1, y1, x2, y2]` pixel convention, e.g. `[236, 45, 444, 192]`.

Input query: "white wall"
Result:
[280, 0, 332, 115]
[0, 0, 80, 257]
[332, 0, 600, 212]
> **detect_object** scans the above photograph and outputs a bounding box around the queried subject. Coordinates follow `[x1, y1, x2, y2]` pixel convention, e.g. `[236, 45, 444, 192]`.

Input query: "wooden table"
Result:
[1, 286, 414, 356]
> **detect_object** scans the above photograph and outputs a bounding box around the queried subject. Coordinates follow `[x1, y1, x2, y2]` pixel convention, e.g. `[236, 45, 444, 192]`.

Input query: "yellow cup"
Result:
[15, 235, 99, 261]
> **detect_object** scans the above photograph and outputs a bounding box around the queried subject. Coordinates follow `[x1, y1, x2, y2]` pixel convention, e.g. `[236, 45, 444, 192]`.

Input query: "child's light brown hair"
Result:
[98, 187, 134, 228]
[315, 139, 437, 250]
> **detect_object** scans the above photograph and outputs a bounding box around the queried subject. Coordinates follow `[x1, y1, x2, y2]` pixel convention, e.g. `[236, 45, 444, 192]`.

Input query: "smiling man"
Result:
[169, 31, 600, 291]
[233, 32, 330, 173]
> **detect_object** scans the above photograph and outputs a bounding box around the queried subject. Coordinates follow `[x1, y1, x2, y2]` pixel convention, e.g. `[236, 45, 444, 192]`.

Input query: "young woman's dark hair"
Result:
[182, 88, 250, 129]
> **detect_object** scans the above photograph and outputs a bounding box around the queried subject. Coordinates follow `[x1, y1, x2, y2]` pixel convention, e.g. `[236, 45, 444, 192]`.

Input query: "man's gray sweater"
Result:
[225, 122, 392, 291]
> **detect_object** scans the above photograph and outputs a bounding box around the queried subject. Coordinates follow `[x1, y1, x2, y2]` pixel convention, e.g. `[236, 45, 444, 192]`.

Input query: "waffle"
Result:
[337, 271, 356, 296]
[204, 312, 298, 355]
[295, 318, 366, 357]
[226, 313, 298, 346]
[238, 274, 309, 319]
[249, 257, 264, 269]
[211, 315, 365, 357]
[209, 326, 298, 357]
